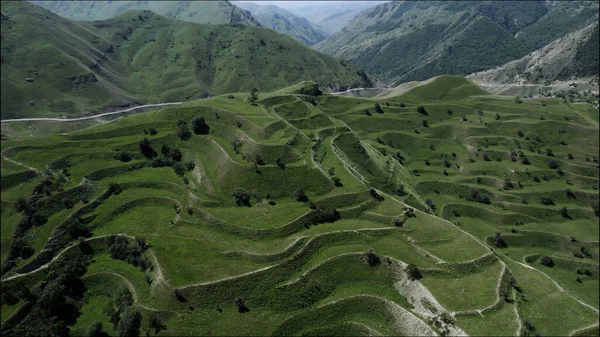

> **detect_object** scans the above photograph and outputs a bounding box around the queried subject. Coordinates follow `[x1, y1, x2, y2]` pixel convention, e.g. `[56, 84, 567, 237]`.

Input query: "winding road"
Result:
[0, 102, 182, 123]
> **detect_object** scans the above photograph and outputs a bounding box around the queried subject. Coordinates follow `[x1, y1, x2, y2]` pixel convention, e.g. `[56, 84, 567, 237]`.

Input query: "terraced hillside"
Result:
[1, 77, 598, 336]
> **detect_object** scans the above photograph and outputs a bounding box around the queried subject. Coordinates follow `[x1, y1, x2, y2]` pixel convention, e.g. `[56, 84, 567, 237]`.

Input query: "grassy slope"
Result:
[0, 2, 371, 119]
[1, 77, 598, 336]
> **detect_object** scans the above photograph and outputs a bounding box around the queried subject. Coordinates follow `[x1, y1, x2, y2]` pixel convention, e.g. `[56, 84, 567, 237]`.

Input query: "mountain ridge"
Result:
[0, 1, 372, 119]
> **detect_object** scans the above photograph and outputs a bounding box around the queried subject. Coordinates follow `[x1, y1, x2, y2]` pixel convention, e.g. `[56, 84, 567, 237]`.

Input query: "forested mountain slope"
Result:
[315, 1, 599, 85]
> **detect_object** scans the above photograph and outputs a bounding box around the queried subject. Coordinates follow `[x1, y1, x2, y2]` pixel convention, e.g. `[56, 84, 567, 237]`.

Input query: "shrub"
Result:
[191, 116, 210, 134]
[172, 162, 185, 176]
[426, 199, 436, 211]
[364, 250, 381, 266]
[374, 103, 383, 114]
[421, 120, 429, 127]
[139, 138, 155, 158]
[114, 152, 132, 162]
[233, 189, 251, 206]
[547, 159, 559, 169]
[331, 176, 342, 186]
[514, 96, 522, 103]
[148, 127, 158, 136]
[176, 120, 191, 140]
[235, 297, 249, 313]
[466, 189, 491, 204]
[540, 256, 554, 268]
[185, 161, 195, 171]
[559, 207, 571, 219]
[395, 184, 406, 196]
[294, 188, 309, 202]
[540, 196, 555, 206]
[493, 232, 507, 248]
[369, 188, 384, 201]
[417, 106, 427, 115]
[406, 264, 422, 280]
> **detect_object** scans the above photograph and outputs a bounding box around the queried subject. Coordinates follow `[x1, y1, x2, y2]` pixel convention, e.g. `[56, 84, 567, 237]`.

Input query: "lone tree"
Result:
[374, 103, 384, 114]
[417, 105, 427, 115]
[406, 264, 422, 280]
[139, 138, 155, 158]
[235, 297, 249, 313]
[191, 116, 210, 134]
[249, 88, 258, 104]
[364, 250, 381, 266]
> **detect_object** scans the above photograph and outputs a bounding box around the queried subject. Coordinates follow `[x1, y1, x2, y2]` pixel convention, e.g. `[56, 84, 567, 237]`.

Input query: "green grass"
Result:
[1, 77, 598, 336]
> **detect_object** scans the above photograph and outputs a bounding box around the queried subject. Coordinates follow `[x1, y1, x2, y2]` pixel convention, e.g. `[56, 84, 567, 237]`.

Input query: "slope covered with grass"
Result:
[1, 77, 598, 336]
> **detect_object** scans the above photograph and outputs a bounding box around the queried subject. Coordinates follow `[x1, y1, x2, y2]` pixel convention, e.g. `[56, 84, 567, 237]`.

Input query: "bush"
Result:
[191, 116, 210, 134]
[176, 121, 191, 140]
[374, 103, 383, 114]
[547, 159, 559, 169]
[395, 184, 406, 196]
[233, 188, 251, 206]
[514, 96, 522, 103]
[466, 189, 491, 204]
[235, 297, 249, 313]
[540, 256, 554, 268]
[540, 196, 555, 206]
[417, 106, 427, 115]
[406, 264, 422, 280]
[114, 152, 132, 162]
[185, 161, 195, 171]
[364, 250, 381, 266]
[294, 188, 309, 202]
[421, 120, 429, 127]
[493, 232, 507, 248]
[331, 176, 342, 186]
[369, 188, 384, 201]
[171, 162, 185, 176]
[139, 138, 155, 158]
[148, 127, 158, 136]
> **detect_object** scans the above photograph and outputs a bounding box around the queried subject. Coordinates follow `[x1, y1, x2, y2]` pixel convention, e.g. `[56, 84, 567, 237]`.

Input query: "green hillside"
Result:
[0, 2, 371, 119]
[315, 1, 599, 85]
[1, 77, 598, 336]
[30, 0, 261, 26]
[235, 3, 327, 46]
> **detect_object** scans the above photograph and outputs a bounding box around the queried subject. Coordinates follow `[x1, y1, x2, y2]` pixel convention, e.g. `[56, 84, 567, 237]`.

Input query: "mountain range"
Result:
[315, 1, 599, 85]
[30, 0, 260, 26]
[1, 1, 371, 119]
[235, 2, 327, 45]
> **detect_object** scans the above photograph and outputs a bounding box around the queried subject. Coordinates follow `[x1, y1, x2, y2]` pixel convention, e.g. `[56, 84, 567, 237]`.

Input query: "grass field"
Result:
[1, 76, 598, 336]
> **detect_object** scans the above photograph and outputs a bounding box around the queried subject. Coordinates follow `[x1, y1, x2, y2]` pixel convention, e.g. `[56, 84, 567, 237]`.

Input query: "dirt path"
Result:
[1, 150, 40, 173]
[82, 271, 181, 316]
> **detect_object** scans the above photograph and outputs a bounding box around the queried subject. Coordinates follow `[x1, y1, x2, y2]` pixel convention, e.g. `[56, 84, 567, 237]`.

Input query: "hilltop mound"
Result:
[377, 76, 489, 101]
[0, 2, 371, 119]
